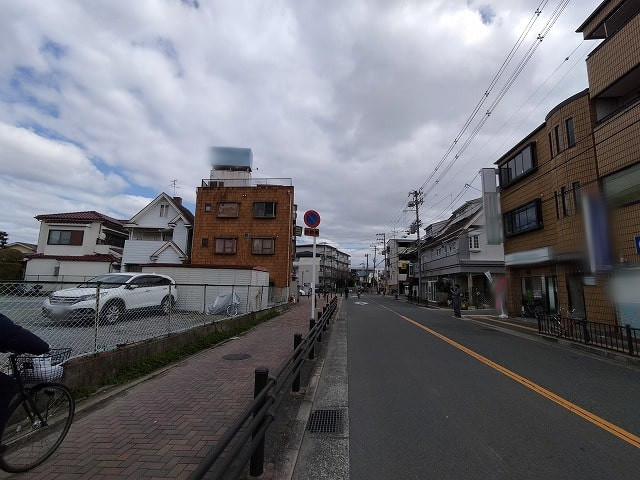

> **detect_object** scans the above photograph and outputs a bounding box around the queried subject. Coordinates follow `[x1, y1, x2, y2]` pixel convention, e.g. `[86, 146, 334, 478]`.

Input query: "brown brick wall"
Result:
[579, 0, 624, 39]
[500, 93, 597, 259]
[586, 15, 640, 97]
[594, 102, 640, 176]
[191, 185, 295, 287]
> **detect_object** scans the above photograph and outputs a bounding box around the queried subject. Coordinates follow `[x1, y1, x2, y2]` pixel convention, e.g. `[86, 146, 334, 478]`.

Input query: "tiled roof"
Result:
[34, 211, 127, 232]
[35, 211, 126, 228]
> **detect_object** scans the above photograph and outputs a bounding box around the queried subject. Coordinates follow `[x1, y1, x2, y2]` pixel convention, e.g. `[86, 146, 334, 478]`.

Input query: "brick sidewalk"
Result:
[1, 295, 330, 480]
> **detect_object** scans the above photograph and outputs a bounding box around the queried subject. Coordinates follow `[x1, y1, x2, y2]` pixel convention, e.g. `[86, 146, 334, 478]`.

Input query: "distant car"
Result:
[42, 273, 178, 324]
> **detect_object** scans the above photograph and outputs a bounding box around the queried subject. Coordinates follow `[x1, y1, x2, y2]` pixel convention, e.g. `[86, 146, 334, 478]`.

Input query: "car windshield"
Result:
[77, 275, 133, 289]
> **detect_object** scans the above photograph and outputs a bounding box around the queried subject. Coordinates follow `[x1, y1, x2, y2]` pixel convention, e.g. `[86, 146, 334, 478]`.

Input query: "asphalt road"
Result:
[346, 294, 640, 480]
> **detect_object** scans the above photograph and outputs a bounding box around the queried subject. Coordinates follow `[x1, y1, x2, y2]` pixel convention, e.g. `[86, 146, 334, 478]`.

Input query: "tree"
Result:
[0, 231, 7, 249]
[0, 248, 23, 280]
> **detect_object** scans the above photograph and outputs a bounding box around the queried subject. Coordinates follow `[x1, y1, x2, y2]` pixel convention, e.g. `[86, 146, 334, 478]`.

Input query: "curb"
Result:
[465, 314, 640, 369]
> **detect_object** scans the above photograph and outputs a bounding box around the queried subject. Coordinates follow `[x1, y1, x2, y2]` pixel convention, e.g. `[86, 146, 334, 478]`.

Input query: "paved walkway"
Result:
[1, 295, 333, 480]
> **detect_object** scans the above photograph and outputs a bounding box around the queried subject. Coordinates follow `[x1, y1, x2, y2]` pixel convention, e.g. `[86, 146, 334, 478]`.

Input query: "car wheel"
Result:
[100, 301, 123, 324]
[161, 296, 174, 315]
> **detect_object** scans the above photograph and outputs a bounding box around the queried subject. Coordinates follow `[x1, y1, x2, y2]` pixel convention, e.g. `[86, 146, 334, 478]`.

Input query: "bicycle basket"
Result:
[14, 348, 72, 384]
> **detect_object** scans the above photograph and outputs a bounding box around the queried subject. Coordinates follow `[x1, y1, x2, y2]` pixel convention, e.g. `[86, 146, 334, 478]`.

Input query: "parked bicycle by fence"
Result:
[0, 348, 75, 473]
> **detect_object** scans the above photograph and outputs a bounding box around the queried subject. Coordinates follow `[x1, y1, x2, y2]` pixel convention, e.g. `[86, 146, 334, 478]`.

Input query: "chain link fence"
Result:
[1, 280, 289, 365]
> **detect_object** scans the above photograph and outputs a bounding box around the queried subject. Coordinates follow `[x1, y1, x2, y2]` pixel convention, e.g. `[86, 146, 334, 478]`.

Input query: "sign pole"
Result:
[311, 234, 316, 320]
[303, 210, 321, 322]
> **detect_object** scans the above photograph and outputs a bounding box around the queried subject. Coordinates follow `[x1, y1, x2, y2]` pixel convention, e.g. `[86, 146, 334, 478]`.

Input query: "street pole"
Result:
[311, 234, 316, 319]
[409, 190, 423, 301]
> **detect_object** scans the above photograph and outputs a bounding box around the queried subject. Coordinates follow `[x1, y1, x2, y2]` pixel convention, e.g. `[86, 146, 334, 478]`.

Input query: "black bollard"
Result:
[250, 367, 269, 476]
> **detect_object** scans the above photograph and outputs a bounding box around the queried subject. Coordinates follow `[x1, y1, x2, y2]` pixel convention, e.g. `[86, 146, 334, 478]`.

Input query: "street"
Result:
[345, 294, 640, 479]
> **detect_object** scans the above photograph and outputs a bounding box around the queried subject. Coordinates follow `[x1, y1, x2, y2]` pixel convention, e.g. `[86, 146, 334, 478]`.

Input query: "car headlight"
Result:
[75, 292, 106, 303]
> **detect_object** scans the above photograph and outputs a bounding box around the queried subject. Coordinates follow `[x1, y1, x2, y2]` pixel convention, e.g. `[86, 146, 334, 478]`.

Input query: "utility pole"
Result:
[376, 233, 386, 293]
[364, 253, 369, 288]
[408, 190, 424, 301]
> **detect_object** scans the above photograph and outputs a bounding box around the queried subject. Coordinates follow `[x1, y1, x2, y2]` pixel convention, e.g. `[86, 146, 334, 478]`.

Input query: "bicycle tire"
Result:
[0, 383, 75, 473]
[226, 304, 238, 317]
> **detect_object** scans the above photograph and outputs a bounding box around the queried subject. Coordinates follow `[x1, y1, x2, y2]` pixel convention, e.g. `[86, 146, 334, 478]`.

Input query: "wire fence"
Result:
[0, 280, 290, 363]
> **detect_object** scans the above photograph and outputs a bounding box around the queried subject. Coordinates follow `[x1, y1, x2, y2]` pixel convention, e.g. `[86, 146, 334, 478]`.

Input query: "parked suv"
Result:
[42, 273, 178, 324]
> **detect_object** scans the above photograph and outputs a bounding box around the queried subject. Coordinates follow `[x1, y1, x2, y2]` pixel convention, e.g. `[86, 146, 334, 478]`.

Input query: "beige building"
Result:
[496, 0, 640, 325]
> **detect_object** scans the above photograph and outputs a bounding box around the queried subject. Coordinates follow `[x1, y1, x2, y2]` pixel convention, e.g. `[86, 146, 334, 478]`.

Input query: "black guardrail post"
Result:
[293, 334, 302, 392]
[309, 318, 315, 359]
[581, 320, 591, 344]
[625, 325, 635, 356]
[250, 367, 269, 476]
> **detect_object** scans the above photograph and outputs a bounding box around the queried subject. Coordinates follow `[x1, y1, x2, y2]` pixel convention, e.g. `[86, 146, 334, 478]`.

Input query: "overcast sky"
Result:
[0, 0, 602, 269]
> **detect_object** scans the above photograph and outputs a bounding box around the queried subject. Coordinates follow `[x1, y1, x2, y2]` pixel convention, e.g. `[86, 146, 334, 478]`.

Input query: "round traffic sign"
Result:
[304, 210, 321, 228]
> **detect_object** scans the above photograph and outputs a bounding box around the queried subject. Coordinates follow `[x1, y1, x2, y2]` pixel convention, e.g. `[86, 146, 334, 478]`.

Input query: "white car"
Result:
[42, 273, 178, 324]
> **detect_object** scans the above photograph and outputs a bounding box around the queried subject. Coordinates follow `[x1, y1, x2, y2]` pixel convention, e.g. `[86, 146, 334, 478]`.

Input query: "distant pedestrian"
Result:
[344, 286, 349, 299]
[451, 284, 462, 318]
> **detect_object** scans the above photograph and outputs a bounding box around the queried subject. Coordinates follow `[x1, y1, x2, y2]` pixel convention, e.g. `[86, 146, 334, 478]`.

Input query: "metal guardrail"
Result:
[188, 296, 339, 480]
[537, 314, 639, 357]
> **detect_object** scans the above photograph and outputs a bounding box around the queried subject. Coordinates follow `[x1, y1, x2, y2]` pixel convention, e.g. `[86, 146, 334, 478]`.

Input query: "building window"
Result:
[47, 230, 84, 246]
[252, 238, 275, 255]
[565, 118, 576, 147]
[572, 182, 581, 213]
[503, 199, 543, 237]
[602, 161, 640, 207]
[217, 202, 239, 218]
[254, 202, 276, 218]
[560, 186, 568, 216]
[160, 204, 169, 217]
[554, 125, 562, 153]
[201, 238, 208, 248]
[204, 203, 212, 212]
[548, 132, 554, 158]
[215, 238, 237, 254]
[469, 235, 479, 250]
[498, 143, 536, 188]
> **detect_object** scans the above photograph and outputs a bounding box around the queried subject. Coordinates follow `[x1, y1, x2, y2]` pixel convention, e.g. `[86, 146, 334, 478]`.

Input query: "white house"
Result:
[24, 211, 128, 282]
[121, 193, 194, 272]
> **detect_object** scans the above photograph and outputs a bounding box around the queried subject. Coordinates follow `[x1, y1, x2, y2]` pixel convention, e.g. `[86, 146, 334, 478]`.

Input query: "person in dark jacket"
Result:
[0, 313, 50, 434]
[451, 284, 462, 318]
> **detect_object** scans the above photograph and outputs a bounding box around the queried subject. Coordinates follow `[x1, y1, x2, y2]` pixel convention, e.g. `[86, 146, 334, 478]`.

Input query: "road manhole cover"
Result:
[306, 409, 344, 434]
[223, 353, 251, 360]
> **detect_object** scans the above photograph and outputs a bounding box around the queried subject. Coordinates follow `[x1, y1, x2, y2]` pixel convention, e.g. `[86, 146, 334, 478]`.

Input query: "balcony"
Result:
[586, 15, 640, 98]
[201, 178, 292, 188]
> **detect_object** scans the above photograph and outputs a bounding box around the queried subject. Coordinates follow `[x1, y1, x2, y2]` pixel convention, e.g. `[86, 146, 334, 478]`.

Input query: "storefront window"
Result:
[521, 275, 558, 315]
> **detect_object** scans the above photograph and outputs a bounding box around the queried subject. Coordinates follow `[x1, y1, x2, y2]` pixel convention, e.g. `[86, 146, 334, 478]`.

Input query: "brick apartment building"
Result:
[190, 148, 296, 289]
[495, 0, 640, 325]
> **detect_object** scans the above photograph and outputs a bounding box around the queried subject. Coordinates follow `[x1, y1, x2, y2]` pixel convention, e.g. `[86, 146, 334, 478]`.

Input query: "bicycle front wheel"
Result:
[226, 304, 238, 316]
[0, 383, 75, 473]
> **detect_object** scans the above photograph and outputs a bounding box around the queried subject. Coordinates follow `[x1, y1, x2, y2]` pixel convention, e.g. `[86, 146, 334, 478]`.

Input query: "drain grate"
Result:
[223, 353, 251, 361]
[306, 409, 344, 434]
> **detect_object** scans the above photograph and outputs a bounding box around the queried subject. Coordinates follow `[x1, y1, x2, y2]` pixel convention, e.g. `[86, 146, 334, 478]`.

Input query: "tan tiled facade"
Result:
[498, 0, 640, 325]
[191, 185, 295, 288]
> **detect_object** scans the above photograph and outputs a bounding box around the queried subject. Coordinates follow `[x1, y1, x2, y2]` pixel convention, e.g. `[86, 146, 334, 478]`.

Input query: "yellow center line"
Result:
[384, 304, 640, 449]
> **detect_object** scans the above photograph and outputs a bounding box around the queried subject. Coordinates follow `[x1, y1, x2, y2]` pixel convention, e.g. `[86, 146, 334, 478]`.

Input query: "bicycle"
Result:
[550, 308, 577, 338]
[0, 348, 75, 473]
[226, 301, 239, 317]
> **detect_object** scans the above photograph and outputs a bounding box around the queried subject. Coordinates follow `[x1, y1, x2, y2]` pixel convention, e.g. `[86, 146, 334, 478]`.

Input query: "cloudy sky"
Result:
[0, 0, 602, 269]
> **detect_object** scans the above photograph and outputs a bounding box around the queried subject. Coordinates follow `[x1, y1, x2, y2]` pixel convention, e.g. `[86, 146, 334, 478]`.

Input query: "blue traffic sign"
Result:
[304, 210, 321, 228]
[635, 235, 640, 254]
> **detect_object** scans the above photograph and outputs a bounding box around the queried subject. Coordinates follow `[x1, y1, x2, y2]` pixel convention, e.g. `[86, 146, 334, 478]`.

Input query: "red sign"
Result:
[304, 228, 320, 237]
[303, 210, 321, 228]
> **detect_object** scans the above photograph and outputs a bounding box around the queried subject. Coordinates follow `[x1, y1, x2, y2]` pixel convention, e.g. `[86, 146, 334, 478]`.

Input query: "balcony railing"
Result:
[201, 178, 292, 188]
